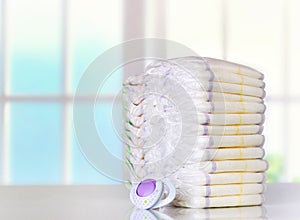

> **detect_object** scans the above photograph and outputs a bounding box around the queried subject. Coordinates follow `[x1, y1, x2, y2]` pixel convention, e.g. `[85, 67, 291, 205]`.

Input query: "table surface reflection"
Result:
[0, 183, 298, 219]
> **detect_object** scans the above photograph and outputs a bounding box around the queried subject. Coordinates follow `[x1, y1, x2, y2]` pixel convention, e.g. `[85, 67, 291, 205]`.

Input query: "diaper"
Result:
[190, 92, 263, 102]
[171, 172, 266, 185]
[172, 194, 264, 208]
[181, 159, 268, 173]
[143, 60, 265, 97]
[176, 183, 265, 197]
[190, 147, 265, 161]
[124, 90, 263, 104]
[128, 101, 266, 116]
[125, 123, 263, 136]
[147, 56, 264, 84]
[126, 113, 265, 126]
[203, 57, 264, 79]
[192, 134, 265, 148]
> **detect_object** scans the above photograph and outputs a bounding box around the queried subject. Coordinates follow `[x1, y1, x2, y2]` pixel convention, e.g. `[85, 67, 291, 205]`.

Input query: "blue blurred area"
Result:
[8, 0, 62, 94]
[0, 0, 123, 185]
[5, 47, 123, 185]
[10, 51, 62, 94]
[69, 42, 123, 184]
[10, 103, 62, 184]
[95, 102, 123, 161]
[71, 41, 122, 94]
[72, 102, 122, 184]
[72, 136, 120, 185]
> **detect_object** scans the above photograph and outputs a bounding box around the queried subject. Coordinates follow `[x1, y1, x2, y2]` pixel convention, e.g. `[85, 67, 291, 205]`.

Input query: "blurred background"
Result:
[0, 0, 299, 184]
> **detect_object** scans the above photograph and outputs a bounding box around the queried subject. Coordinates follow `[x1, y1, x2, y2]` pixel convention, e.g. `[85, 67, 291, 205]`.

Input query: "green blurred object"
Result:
[292, 176, 300, 182]
[266, 154, 284, 182]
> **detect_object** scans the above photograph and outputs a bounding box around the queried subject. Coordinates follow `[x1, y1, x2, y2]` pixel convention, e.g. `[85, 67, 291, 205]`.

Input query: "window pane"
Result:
[227, 0, 284, 97]
[0, 104, 2, 182]
[287, 103, 300, 181]
[70, 0, 122, 94]
[7, 0, 62, 94]
[72, 139, 119, 184]
[0, 1, 2, 91]
[94, 102, 123, 160]
[288, 0, 300, 96]
[264, 101, 285, 182]
[71, 102, 122, 184]
[10, 103, 62, 184]
[166, 0, 223, 58]
[98, 69, 123, 96]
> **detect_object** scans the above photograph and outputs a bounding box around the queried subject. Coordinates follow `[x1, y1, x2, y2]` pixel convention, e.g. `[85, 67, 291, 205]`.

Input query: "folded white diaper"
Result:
[171, 172, 266, 185]
[176, 183, 265, 197]
[186, 124, 263, 135]
[186, 102, 266, 114]
[143, 62, 265, 97]
[128, 101, 265, 116]
[126, 113, 265, 127]
[203, 57, 264, 79]
[124, 83, 264, 107]
[124, 91, 263, 106]
[212, 71, 265, 88]
[202, 113, 265, 125]
[181, 159, 268, 173]
[190, 147, 265, 161]
[190, 92, 263, 102]
[147, 56, 264, 86]
[126, 123, 263, 137]
[128, 147, 265, 170]
[143, 76, 265, 98]
[184, 134, 265, 148]
[172, 194, 264, 208]
[183, 81, 265, 98]
[173, 60, 265, 88]
[126, 158, 268, 181]
[125, 132, 264, 149]
[127, 146, 265, 169]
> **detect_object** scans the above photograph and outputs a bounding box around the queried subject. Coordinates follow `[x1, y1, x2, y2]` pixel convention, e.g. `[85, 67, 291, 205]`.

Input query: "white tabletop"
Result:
[0, 183, 299, 219]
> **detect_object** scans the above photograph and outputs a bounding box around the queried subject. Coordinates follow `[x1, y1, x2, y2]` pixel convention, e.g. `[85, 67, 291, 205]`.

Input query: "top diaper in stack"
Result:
[123, 56, 267, 208]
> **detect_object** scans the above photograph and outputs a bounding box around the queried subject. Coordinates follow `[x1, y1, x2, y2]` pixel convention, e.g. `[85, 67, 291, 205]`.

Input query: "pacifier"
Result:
[130, 179, 176, 209]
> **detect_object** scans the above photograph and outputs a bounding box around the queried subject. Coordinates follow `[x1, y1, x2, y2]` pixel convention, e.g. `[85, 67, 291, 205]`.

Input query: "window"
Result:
[0, 0, 123, 184]
[1, 0, 299, 184]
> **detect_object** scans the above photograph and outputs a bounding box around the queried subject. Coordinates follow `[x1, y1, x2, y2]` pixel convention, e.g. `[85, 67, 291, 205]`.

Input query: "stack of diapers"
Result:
[123, 56, 267, 208]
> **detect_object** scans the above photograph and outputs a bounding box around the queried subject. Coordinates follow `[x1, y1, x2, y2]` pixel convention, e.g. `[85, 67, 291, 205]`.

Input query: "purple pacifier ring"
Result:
[136, 179, 157, 197]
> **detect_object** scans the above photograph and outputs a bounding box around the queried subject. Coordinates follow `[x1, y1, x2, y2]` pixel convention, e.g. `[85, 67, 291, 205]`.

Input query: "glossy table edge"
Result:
[0, 183, 299, 219]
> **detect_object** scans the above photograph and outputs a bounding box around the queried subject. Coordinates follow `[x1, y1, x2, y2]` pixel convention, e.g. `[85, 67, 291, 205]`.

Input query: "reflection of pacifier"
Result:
[130, 209, 174, 220]
[130, 179, 176, 210]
